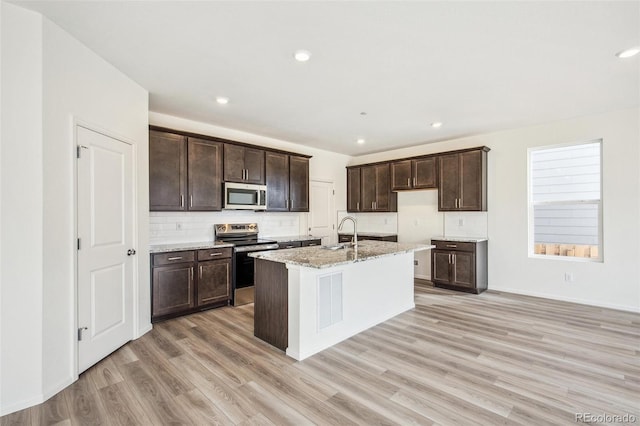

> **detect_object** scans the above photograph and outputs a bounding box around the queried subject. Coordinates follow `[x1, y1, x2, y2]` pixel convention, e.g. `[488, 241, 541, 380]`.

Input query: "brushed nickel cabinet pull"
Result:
[209, 252, 222, 256]
[446, 244, 457, 248]
[190, 195, 193, 207]
[407, 178, 410, 186]
[167, 256, 182, 261]
[357, 202, 359, 211]
[180, 195, 184, 207]
[199, 265, 203, 279]
[413, 177, 417, 186]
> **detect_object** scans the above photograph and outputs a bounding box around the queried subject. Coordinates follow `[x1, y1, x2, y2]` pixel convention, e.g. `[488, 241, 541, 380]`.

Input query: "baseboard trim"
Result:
[136, 323, 153, 339]
[489, 286, 640, 313]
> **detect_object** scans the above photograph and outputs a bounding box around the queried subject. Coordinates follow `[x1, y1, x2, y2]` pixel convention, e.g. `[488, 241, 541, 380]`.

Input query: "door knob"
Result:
[127, 249, 136, 256]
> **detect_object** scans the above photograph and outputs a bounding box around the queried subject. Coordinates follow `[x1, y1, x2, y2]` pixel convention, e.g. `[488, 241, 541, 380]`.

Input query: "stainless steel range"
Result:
[214, 223, 279, 306]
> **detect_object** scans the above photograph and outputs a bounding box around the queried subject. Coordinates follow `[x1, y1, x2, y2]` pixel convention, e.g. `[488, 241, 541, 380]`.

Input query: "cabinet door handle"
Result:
[209, 252, 222, 257]
[357, 202, 359, 211]
[180, 195, 184, 207]
[453, 253, 456, 263]
[285, 245, 294, 248]
[189, 267, 193, 282]
[448, 253, 452, 263]
[190, 194, 193, 208]
[167, 256, 182, 261]
[446, 244, 457, 248]
[199, 265, 203, 279]
[413, 177, 417, 186]
[286, 199, 289, 209]
[308, 243, 317, 246]
[407, 178, 411, 187]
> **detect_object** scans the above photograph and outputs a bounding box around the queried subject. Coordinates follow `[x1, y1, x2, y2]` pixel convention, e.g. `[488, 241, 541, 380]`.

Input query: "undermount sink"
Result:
[321, 244, 348, 250]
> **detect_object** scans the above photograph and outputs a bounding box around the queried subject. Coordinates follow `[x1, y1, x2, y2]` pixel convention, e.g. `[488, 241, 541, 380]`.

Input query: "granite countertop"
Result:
[431, 236, 488, 243]
[249, 240, 434, 269]
[337, 231, 398, 237]
[149, 241, 234, 253]
[266, 235, 321, 243]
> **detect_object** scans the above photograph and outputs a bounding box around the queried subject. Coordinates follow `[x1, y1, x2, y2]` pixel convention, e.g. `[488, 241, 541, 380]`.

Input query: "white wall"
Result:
[148, 112, 351, 242]
[41, 18, 149, 402]
[351, 108, 640, 312]
[0, 3, 44, 414]
[0, 3, 149, 415]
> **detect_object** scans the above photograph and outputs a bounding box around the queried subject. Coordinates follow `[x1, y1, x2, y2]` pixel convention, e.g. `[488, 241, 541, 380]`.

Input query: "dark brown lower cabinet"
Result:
[338, 234, 398, 243]
[152, 263, 195, 317]
[431, 239, 487, 294]
[197, 259, 231, 306]
[151, 247, 232, 322]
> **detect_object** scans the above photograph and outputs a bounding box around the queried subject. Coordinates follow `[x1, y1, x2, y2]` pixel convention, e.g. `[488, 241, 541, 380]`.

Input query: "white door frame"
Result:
[72, 117, 139, 377]
[309, 178, 336, 244]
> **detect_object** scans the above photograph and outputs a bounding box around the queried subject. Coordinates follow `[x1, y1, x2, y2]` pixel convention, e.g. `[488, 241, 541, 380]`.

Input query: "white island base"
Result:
[286, 252, 415, 360]
[252, 241, 432, 361]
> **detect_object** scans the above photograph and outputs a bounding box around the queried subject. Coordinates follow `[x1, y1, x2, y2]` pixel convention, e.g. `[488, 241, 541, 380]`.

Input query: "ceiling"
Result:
[16, 1, 640, 156]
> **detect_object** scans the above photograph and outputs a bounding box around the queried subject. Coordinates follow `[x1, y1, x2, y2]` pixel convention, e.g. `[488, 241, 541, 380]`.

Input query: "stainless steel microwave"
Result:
[224, 182, 267, 210]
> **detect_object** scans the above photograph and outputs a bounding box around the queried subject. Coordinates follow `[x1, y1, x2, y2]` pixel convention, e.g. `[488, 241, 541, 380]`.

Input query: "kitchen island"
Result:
[249, 240, 433, 360]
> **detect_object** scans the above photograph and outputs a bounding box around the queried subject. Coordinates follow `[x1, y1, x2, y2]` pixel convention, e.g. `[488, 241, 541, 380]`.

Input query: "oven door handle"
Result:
[233, 243, 280, 253]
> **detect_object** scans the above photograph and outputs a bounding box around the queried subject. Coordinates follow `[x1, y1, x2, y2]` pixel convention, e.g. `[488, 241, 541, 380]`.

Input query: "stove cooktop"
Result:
[218, 238, 277, 247]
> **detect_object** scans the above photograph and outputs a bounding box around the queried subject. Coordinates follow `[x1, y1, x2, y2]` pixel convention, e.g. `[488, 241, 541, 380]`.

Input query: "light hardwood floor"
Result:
[3, 282, 639, 425]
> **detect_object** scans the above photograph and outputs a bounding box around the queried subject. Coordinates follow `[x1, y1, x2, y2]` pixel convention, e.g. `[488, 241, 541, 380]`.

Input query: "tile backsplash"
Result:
[443, 211, 488, 238]
[150, 211, 308, 245]
[336, 211, 398, 234]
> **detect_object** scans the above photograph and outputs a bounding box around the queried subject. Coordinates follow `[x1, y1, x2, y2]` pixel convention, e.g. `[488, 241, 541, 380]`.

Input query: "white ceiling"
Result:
[16, 1, 640, 155]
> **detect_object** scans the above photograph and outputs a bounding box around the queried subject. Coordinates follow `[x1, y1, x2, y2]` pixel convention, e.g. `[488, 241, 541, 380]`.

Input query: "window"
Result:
[529, 140, 602, 261]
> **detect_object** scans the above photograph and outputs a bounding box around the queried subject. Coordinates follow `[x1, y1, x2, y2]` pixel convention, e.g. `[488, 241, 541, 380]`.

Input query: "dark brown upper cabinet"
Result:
[359, 164, 397, 212]
[149, 130, 187, 211]
[150, 130, 223, 211]
[223, 144, 265, 184]
[347, 167, 361, 212]
[265, 152, 309, 212]
[289, 156, 309, 211]
[391, 156, 437, 191]
[187, 137, 223, 211]
[438, 147, 488, 211]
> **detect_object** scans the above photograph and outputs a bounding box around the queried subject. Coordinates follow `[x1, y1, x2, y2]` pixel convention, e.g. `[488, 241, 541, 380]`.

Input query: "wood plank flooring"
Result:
[3, 282, 639, 425]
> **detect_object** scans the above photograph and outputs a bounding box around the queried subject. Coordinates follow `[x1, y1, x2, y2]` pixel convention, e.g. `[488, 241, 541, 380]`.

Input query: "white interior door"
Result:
[309, 180, 335, 245]
[77, 125, 134, 373]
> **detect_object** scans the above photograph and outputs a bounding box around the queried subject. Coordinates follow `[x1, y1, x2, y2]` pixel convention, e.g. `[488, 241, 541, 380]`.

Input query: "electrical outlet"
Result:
[176, 223, 183, 231]
[414, 260, 418, 266]
[458, 218, 464, 226]
[564, 272, 574, 282]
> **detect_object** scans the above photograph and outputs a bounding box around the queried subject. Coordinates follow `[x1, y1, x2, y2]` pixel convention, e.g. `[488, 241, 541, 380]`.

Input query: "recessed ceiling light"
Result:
[360, 112, 367, 116]
[616, 47, 640, 59]
[357, 138, 365, 145]
[294, 50, 311, 62]
[216, 96, 229, 105]
[431, 122, 443, 128]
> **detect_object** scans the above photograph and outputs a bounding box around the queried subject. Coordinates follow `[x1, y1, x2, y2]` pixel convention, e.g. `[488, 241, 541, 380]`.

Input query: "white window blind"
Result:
[529, 141, 602, 260]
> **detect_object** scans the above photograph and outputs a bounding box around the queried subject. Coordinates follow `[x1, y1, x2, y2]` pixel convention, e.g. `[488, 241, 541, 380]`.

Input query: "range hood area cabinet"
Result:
[346, 164, 397, 212]
[149, 130, 223, 211]
[223, 144, 265, 185]
[438, 147, 489, 212]
[265, 152, 309, 212]
[391, 156, 437, 190]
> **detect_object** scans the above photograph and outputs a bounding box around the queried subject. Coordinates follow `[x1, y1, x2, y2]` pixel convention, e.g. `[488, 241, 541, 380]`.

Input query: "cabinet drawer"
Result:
[278, 241, 302, 249]
[198, 247, 232, 261]
[301, 239, 321, 247]
[153, 250, 195, 266]
[432, 240, 476, 252]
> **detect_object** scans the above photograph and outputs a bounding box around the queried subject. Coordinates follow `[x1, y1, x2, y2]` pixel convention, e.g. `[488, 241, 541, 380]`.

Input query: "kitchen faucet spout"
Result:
[338, 216, 358, 248]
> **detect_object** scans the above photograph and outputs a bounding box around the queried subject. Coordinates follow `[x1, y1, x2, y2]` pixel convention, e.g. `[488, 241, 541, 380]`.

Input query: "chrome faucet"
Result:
[338, 216, 358, 248]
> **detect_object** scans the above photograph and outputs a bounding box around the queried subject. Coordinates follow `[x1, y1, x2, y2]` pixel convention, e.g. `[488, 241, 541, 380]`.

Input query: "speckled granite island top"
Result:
[249, 240, 434, 269]
[149, 241, 234, 253]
